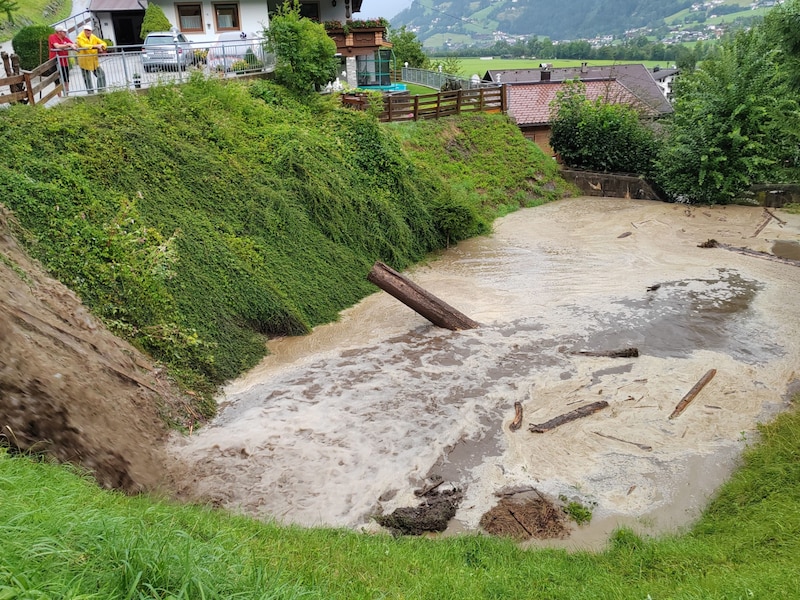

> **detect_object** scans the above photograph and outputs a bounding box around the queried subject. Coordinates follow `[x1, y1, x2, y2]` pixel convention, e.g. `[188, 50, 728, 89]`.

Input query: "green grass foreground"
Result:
[0, 75, 568, 417]
[1, 400, 798, 599]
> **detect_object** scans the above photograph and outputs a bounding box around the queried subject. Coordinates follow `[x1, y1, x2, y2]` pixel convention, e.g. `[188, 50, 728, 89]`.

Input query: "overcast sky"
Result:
[357, 0, 412, 20]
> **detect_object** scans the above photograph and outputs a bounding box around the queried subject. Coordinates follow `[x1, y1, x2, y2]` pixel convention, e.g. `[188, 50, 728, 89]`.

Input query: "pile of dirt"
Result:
[479, 490, 569, 541]
[0, 206, 192, 493]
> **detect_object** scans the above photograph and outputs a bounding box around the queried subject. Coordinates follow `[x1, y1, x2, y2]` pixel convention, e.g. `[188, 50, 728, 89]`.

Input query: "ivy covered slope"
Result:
[0, 76, 568, 414]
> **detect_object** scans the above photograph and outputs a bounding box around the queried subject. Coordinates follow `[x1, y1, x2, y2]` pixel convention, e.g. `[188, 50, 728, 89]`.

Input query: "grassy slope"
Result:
[1, 400, 798, 598]
[0, 0, 70, 42]
[0, 76, 569, 418]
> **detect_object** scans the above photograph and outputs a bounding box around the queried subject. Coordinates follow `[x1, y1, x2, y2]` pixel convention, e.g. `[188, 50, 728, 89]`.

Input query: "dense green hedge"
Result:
[11, 24, 53, 70]
[0, 76, 568, 417]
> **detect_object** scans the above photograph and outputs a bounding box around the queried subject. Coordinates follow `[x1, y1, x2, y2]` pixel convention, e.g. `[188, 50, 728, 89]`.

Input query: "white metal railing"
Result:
[401, 67, 487, 91]
[50, 38, 275, 98]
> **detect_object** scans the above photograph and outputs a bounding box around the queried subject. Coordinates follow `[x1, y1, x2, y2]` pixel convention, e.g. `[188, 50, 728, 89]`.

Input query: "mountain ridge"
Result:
[391, 0, 770, 47]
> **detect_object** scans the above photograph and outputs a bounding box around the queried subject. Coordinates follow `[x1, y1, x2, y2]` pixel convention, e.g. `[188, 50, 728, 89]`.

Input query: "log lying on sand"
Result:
[669, 369, 716, 420]
[570, 348, 639, 358]
[367, 261, 480, 331]
[529, 401, 609, 433]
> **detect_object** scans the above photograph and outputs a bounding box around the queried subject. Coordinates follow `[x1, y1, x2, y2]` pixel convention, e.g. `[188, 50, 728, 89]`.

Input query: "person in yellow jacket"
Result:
[76, 23, 107, 94]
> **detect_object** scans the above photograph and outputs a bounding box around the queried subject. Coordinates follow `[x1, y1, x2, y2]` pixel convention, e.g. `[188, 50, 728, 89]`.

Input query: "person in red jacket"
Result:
[48, 24, 76, 95]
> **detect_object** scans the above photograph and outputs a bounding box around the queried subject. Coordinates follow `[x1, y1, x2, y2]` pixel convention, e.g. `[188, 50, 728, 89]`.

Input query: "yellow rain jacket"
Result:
[76, 31, 106, 70]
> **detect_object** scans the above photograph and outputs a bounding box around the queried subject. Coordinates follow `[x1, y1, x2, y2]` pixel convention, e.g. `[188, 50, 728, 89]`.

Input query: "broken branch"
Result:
[593, 430, 652, 451]
[669, 369, 717, 420]
[529, 401, 609, 433]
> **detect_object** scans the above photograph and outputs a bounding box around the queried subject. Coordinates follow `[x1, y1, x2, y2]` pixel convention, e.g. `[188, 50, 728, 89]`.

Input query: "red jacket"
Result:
[49, 32, 74, 66]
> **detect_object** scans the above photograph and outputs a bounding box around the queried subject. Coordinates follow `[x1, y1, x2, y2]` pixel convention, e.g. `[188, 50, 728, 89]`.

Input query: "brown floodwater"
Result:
[171, 198, 800, 550]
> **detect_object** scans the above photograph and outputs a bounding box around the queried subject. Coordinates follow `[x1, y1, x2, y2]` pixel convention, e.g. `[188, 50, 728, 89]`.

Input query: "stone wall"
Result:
[560, 169, 667, 201]
[739, 184, 800, 208]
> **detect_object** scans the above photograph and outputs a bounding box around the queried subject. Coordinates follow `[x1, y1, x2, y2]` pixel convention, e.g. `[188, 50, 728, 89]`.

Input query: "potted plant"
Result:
[132, 73, 142, 89]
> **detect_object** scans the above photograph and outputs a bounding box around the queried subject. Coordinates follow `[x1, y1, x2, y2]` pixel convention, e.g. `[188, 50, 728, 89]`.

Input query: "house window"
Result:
[214, 3, 240, 30]
[176, 3, 203, 32]
[299, 1, 320, 20]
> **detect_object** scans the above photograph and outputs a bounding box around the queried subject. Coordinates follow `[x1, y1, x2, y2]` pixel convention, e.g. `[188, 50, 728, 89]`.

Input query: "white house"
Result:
[146, 0, 367, 43]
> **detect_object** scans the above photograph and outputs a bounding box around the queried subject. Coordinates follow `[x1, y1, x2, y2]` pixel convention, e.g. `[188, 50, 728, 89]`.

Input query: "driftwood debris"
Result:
[529, 400, 609, 433]
[509, 401, 523, 431]
[669, 369, 717, 420]
[698, 240, 800, 267]
[367, 261, 479, 331]
[593, 430, 652, 451]
[570, 347, 639, 358]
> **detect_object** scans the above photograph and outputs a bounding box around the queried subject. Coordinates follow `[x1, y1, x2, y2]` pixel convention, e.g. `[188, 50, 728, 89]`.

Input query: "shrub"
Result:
[11, 25, 52, 69]
[140, 3, 171, 39]
[264, 2, 338, 93]
[550, 80, 660, 176]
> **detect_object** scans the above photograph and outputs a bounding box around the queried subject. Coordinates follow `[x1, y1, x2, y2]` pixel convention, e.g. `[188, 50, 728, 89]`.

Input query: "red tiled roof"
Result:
[507, 79, 659, 126]
[487, 63, 674, 115]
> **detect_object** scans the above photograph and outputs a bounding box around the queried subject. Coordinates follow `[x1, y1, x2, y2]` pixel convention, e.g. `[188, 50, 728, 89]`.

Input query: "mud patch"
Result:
[479, 491, 569, 541]
[374, 485, 464, 536]
[772, 240, 800, 261]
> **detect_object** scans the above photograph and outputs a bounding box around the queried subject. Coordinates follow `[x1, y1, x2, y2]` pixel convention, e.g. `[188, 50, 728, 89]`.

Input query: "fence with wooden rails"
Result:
[1, 53, 62, 107]
[342, 85, 506, 122]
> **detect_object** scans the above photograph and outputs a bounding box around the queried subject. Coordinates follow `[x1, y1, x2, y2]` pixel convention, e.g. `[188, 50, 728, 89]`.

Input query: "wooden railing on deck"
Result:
[342, 86, 506, 122]
[1, 55, 62, 107]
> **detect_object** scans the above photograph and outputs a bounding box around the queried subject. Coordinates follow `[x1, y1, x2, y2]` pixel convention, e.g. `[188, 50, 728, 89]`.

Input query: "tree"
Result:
[140, 3, 172, 39]
[655, 27, 800, 203]
[763, 0, 800, 91]
[0, 0, 19, 24]
[388, 26, 428, 68]
[549, 81, 660, 175]
[264, 1, 338, 94]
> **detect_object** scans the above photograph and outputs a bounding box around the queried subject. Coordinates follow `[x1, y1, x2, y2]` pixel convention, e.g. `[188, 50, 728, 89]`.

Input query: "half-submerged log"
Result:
[529, 401, 609, 433]
[367, 261, 479, 330]
[669, 369, 716, 419]
[509, 401, 523, 431]
[570, 348, 639, 358]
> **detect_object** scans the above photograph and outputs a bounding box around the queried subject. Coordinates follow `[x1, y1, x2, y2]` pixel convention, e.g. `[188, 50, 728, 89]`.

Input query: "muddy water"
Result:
[171, 198, 800, 550]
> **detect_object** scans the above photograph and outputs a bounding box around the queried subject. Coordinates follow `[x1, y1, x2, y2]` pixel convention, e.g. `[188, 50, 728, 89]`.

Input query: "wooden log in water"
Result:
[367, 261, 479, 331]
[669, 369, 716, 420]
[570, 348, 639, 358]
[509, 401, 523, 431]
[529, 401, 609, 433]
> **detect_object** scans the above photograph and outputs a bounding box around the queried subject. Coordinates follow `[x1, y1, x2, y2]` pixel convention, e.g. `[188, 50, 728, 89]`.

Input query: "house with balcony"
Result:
[144, 0, 390, 87]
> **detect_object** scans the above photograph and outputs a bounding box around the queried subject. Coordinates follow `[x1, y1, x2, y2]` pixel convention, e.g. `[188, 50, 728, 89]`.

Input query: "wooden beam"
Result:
[367, 261, 479, 330]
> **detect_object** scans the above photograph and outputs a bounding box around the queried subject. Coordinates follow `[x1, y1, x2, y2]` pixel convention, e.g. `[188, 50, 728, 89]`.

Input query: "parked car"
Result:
[206, 32, 265, 73]
[141, 32, 195, 72]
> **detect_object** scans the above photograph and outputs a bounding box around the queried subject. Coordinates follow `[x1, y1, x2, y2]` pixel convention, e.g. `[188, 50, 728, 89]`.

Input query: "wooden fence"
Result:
[1, 54, 62, 107]
[342, 86, 506, 122]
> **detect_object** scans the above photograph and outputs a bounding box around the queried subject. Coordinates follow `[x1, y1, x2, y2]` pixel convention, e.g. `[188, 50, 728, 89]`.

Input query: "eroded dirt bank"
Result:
[170, 198, 800, 548]
[0, 207, 190, 492]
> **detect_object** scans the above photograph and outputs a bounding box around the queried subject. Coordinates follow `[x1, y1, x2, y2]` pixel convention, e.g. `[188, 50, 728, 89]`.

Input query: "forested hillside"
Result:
[393, 0, 768, 44]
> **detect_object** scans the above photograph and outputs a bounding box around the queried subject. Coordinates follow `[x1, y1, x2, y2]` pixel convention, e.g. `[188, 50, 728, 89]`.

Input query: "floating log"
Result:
[698, 241, 800, 267]
[669, 369, 717, 420]
[367, 261, 479, 330]
[570, 348, 639, 358]
[529, 401, 609, 433]
[509, 401, 523, 431]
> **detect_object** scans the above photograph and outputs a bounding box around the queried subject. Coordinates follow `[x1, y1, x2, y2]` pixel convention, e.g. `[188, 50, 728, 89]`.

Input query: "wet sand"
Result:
[171, 198, 800, 549]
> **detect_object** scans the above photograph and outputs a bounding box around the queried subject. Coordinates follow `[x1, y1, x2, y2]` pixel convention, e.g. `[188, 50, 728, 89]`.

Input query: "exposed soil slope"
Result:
[0, 206, 190, 493]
